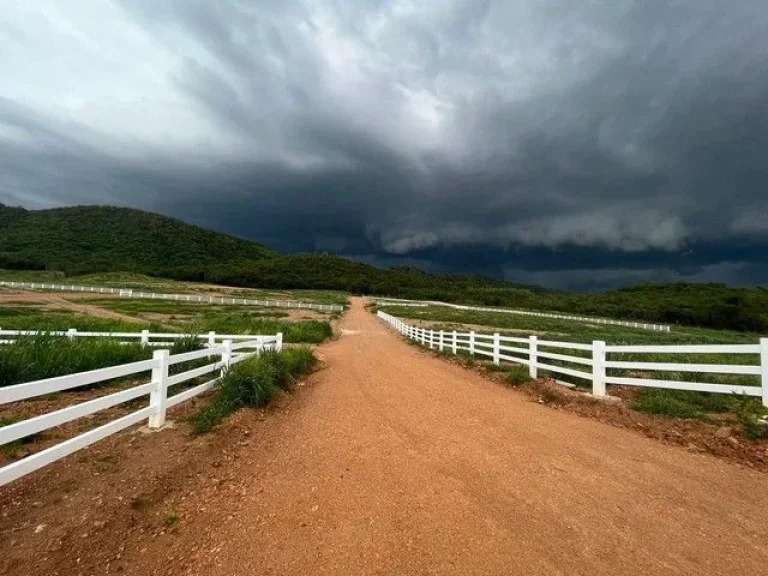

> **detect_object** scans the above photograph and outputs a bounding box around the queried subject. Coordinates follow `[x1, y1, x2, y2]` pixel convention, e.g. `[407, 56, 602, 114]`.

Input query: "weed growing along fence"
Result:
[0, 280, 344, 312]
[376, 298, 671, 332]
[194, 347, 315, 433]
[377, 311, 768, 407]
[0, 334, 282, 487]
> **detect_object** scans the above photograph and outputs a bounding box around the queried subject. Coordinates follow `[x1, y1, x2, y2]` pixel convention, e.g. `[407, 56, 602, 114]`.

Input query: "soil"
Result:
[2, 298, 768, 575]
[0, 291, 145, 325]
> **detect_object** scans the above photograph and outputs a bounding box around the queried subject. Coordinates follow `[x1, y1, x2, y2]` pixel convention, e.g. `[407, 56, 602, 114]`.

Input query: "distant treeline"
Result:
[2, 204, 767, 333]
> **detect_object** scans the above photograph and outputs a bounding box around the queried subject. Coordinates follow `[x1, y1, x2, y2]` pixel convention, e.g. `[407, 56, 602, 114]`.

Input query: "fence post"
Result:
[148, 349, 170, 429]
[529, 335, 538, 379]
[429, 329, 434, 349]
[439, 330, 444, 352]
[67, 328, 77, 340]
[275, 332, 283, 352]
[208, 331, 216, 348]
[452, 330, 457, 355]
[469, 331, 476, 355]
[220, 339, 233, 377]
[761, 338, 768, 408]
[592, 341, 606, 397]
[141, 329, 150, 346]
[493, 333, 500, 365]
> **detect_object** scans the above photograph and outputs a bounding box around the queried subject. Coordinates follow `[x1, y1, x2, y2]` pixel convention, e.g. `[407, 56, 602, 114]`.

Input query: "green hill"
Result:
[2, 204, 767, 332]
[0, 204, 275, 275]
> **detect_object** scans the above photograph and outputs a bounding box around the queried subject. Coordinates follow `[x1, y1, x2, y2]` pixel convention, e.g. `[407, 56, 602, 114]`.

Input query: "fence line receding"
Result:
[377, 311, 768, 406]
[0, 281, 344, 313]
[375, 298, 670, 332]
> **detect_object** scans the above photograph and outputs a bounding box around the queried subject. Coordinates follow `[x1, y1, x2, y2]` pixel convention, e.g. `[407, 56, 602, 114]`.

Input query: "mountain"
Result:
[1, 204, 767, 332]
[0, 204, 275, 275]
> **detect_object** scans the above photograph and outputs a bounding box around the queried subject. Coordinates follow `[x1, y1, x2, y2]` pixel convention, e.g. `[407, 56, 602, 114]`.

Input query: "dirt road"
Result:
[124, 297, 766, 576]
[5, 298, 768, 575]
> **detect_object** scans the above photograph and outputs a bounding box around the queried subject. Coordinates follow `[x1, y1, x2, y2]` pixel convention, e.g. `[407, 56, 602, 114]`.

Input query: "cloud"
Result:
[1, 1, 768, 287]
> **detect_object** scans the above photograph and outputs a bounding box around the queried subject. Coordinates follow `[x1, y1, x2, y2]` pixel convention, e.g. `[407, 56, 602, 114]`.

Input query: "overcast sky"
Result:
[1, 1, 767, 290]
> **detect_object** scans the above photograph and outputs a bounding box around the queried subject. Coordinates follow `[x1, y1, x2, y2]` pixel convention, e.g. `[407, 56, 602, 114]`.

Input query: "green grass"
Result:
[187, 313, 332, 344]
[0, 335, 151, 387]
[378, 304, 760, 345]
[0, 299, 332, 344]
[0, 305, 150, 332]
[193, 347, 316, 433]
[507, 365, 533, 385]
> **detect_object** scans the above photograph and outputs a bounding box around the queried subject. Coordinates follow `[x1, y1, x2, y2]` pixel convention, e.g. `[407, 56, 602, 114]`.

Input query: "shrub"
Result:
[193, 347, 315, 433]
[734, 398, 768, 439]
[507, 365, 532, 385]
[632, 389, 702, 419]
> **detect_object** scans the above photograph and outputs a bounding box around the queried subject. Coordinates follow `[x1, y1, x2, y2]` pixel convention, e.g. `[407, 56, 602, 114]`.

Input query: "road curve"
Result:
[183, 298, 768, 575]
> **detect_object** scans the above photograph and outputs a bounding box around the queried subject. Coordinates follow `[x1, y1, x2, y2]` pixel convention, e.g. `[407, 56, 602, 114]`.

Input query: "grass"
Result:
[193, 347, 316, 433]
[0, 305, 150, 332]
[0, 335, 151, 388]
[0, 299, 333, 344]
[0, 269, 351, 306]
[164, 509, 180, 528]
[507, 365, 533, 385]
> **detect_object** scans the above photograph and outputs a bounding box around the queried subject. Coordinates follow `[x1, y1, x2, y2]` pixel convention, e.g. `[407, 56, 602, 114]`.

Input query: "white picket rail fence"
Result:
[0, 280, 344, 312]
[0, 333, 283, 487]
[0, 328, 278, 348]
[375, 297, 670, 332]
[378, 311, 768, 406]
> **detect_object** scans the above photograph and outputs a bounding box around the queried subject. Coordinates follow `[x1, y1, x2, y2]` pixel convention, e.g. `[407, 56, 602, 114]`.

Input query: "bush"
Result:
[734, 398, 768, 439]
[193, 347, 315, 433]
[632, 389, 702, 419]
[0, 335, 150, 388]
[507, 365, 532, 385]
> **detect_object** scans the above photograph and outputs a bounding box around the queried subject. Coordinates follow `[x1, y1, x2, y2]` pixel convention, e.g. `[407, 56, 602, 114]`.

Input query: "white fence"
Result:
[0, 281, 344, 313]
[0, 333, 282, 487]
[378, 311, 768, 406]
[375, 297, 670, 332]
[0, 328, 277, 348]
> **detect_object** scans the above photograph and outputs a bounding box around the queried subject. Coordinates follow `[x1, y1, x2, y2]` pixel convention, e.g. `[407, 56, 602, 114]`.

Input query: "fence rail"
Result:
[0, 280, 344, 312]
[0, 333, 282, 487]
[377, 311, 768, 406]
[0, 328, 280, 348]
[375, 297, 670, 332]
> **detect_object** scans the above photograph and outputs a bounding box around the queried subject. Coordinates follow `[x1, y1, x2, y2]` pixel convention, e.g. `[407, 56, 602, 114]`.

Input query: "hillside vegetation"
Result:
[2, 204, 767, 332]
[0, 204, 274, 275]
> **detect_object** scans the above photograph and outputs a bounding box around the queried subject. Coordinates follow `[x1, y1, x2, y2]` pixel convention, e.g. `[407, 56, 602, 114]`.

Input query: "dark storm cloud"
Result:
[1, 1, 768, 289]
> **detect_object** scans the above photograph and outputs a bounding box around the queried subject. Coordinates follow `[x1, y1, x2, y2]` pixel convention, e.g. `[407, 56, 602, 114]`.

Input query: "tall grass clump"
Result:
[506, 365, 532, 385]
[0, 335, 150, 388]
[193, 347, 316, 433]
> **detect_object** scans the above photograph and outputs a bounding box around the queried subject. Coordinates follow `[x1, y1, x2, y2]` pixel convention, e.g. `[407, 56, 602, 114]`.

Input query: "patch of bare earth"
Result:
[0, 389, 307, 576]
[0, 291, 145, 325]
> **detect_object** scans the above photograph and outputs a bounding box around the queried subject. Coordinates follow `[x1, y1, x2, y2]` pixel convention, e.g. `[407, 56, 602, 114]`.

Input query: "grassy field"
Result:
[377, 304, 761, 345]
[0, 294, 334, 344]
[0, 270, 350, 306]
[380, 304, 768, 434]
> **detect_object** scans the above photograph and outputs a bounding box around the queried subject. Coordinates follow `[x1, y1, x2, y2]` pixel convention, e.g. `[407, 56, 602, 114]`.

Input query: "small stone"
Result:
[310, 505, 319, 513]
[34, 524, 46, 534]
[728, 437, 740, 447]
[715, 426, 733, 439]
